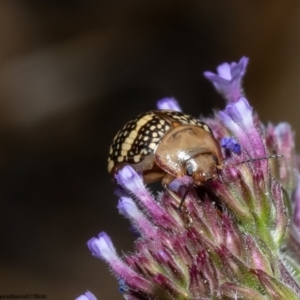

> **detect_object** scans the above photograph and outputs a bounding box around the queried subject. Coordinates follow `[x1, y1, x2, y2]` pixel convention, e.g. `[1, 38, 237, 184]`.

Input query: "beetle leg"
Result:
[162, 175, 193, 225]
[143, 172, 165, 184]
[162, 174, 181, 204]
[178, 181, 193, 210]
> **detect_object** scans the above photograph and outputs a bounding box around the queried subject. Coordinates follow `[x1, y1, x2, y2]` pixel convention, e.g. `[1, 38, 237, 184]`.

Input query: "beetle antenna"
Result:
[179, 181, 194, 211]
[224, 154, 283, 168]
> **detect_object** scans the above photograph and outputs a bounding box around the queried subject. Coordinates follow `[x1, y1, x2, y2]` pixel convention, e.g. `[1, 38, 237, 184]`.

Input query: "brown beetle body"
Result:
[108, 110, 223, 203]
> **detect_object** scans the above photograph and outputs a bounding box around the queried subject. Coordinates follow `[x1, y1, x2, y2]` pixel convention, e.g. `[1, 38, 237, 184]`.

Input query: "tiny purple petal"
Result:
[75, 291, 98, 300]
[217, 62, 232, 80]
[221, 137, 241, 155]
[118, 278, 128, 293]
[118, 197, 141, 219]
[115, 166, 145, 193]
[204, 57, 249, 103]
[87, 232, 117, 261]
[231, 57, 248, 81]
[223, 96, 253, 127]
[157, 97, 182, 111]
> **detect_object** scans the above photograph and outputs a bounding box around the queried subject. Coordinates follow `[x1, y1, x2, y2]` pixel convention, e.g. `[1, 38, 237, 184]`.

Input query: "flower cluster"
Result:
[77, 57, 300, 299]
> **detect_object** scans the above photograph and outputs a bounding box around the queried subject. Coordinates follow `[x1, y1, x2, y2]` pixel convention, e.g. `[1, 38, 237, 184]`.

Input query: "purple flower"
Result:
[221, 136, 241, 155]
[87, 232, 117, 261]
[87, 232, 152, 293]
[156, 97, 182, 111]
[80, 57, 300, 299]
[115, 166, 177, 229]
[219, 97, 268, 178]
[117, 197, 157, 237]
[75, 291, 97, 300]
[118, 279, 128, 293]
[118, 196, 141, 219]
[204, 56, 249, 103]
[115, 166, 145, 193]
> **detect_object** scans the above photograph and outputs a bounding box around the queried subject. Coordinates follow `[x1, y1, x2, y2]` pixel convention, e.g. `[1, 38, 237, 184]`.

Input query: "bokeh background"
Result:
[1, 1, 300, 299]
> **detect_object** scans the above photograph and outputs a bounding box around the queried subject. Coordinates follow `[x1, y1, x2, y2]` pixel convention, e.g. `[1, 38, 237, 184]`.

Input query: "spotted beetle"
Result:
[108, 110, 223, 206]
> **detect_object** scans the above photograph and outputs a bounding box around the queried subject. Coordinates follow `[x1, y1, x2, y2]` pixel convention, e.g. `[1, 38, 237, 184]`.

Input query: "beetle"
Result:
[108, 110, 223, 207]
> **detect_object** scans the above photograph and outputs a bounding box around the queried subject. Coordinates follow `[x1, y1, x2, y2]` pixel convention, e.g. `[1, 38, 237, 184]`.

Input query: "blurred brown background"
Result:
[0, 1, 300, 299]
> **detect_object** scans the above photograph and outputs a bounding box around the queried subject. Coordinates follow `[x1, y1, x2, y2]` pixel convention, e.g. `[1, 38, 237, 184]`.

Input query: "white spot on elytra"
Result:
[203, 124, 210, 132]
[108, 160, 114, 172]
[149, 143, 156, 150]
[133, 155, 140, 162]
